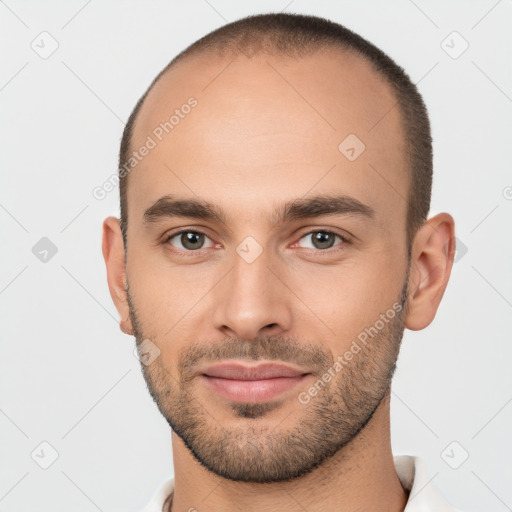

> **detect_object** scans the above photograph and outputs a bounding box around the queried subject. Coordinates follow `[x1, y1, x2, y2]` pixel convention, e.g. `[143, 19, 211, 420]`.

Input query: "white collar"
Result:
[394, 455, 460, 511]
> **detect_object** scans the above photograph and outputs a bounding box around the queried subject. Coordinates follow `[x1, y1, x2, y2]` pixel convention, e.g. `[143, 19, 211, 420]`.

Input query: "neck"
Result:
[169, 392, 408, 512]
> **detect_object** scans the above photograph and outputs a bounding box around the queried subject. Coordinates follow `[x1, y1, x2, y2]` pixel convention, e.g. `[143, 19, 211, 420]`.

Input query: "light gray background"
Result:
[1, 1, 511, 511]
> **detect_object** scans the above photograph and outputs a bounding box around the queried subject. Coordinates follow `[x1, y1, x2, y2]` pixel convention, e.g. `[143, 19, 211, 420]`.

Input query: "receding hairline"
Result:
[133, 43, 396, 142]
[119, 13, 432, 250]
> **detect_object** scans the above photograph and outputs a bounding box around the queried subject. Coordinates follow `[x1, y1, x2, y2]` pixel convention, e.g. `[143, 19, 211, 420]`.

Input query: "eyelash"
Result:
[163, 228, 351, 254]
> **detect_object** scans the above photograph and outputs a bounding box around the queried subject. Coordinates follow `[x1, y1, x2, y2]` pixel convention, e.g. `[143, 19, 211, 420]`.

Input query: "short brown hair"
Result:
[119, 12, 432, 252]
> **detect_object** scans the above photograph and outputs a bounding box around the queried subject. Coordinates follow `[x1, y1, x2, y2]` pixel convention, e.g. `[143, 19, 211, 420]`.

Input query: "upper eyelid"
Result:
[165, 229, 215, 245]
[164, 228, 350, 250]
[293, 230, 348, 249]
[164, 228, 213, 240]
[165, 227, 348, 239]
[294, 228, 353, 246]
[297, 228, 349, 239]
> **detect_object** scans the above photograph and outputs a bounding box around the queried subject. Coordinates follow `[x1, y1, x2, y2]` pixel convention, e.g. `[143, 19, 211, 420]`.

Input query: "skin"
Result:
[102, 47, 455, 511]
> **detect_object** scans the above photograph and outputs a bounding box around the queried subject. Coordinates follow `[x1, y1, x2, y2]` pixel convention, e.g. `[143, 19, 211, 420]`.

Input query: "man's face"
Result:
[125, 49, 411, 482]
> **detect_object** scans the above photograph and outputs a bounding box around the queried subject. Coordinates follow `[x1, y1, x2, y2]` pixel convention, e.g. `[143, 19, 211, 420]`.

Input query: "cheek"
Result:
[126, 251, 220, 335]
[286, 256, 402, 345]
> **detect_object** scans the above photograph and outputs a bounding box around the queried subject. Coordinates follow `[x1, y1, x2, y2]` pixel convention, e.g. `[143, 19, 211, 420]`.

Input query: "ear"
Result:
[405, 213, 456, 331]
[102, 216, 133, 335]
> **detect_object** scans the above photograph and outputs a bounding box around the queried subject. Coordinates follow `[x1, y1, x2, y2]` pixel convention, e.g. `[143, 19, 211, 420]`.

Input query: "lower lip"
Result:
[201, 374, 310, 403]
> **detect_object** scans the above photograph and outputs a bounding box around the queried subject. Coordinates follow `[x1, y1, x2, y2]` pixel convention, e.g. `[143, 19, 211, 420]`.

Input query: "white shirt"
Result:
[140, 455, 462, 512]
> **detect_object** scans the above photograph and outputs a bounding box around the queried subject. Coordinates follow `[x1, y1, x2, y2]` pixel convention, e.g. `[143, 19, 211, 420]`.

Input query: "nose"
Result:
[211, 249, 292, 341]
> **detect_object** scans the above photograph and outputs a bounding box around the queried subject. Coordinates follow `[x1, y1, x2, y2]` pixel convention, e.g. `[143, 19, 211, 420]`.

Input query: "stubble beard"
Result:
[128, 277, 409, 483]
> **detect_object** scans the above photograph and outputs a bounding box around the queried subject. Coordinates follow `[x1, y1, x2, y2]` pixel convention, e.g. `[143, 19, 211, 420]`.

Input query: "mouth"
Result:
[199, 361, 312, 403]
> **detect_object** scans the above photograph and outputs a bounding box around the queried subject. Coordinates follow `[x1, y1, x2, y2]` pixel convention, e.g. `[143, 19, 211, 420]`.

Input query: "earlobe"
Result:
[404, 213, 456, 331]
[120, 318, 134, 335]
[102, 216, 134, 335]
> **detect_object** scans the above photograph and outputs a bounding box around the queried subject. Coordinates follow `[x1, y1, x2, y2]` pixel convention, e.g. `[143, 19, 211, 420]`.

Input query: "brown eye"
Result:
[181, 232, 204, 250]
[168, 231, 213, 251]
[298, 231, 344, 250]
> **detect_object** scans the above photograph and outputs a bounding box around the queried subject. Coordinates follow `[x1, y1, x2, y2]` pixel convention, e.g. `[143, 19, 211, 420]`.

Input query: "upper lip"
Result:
[200, 362, 310, 380]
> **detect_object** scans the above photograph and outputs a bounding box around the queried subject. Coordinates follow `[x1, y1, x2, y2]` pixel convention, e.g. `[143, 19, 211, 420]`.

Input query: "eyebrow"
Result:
[142, 193, 375, 226]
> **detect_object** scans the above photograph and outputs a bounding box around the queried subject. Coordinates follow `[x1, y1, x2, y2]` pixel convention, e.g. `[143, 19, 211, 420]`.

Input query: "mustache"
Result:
[178, 335, 333, 381]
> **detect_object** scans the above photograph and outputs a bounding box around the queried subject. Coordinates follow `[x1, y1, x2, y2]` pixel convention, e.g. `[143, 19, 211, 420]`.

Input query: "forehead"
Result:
[127, 48, 408, 231]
